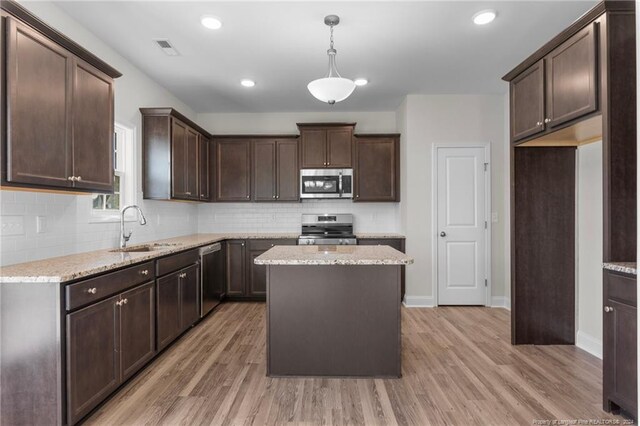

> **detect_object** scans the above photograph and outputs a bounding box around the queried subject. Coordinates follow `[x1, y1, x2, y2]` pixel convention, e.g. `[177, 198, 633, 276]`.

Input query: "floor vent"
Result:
[154, 39, 179, 56]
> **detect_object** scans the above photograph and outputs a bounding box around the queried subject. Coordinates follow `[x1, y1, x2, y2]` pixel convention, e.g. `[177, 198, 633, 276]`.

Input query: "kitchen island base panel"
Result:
[267, 265, 401, 377]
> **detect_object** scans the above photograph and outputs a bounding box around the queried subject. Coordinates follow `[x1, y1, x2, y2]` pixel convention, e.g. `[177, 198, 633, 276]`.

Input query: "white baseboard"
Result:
[403, 296, 435, 308]
[576, 330, 602, 359]
[491, 296, 511, 310]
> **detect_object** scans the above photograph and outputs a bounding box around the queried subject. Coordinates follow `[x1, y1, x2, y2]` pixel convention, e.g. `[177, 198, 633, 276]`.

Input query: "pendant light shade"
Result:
[308, 15, 355, 105]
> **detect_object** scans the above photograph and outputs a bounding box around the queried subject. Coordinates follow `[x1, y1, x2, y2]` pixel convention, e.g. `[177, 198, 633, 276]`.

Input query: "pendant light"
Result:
[307, 15, 356, 105]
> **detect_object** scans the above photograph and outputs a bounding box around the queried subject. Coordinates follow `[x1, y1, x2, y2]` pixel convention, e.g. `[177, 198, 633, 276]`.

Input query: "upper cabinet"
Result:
[214, 138, 252, 202]
[508, 21, 599, 143]
[353, 135, 400, 202]
[140, 108, 210, 202]
[252, 138, 299, 202]
[2, 8, 120, 193]
[298, 123, 355, 168]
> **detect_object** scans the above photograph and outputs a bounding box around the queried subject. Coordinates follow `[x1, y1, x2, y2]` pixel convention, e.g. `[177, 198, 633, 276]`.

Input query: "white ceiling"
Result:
[53, 1, 597, 113]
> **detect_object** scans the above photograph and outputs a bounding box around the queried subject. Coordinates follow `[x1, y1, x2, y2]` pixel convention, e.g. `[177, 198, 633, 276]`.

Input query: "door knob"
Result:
[440, 231, 447, 237]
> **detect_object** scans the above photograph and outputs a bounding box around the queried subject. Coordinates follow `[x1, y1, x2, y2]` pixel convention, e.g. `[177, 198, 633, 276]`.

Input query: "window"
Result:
[91, 123, 135, 221]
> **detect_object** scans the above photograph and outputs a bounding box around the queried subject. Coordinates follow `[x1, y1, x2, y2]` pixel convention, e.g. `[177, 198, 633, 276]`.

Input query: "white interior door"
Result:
[436, 146, 488, 306]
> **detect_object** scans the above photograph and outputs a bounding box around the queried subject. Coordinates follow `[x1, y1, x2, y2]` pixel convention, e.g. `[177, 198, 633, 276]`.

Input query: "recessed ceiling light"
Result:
[473, 10, 497, 25]
[354, 78, 368, 86]
[201, 15, 222, 30]
[241, 79, 255, 88]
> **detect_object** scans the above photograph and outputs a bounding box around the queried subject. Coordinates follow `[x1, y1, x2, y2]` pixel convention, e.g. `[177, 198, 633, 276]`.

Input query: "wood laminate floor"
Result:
[86, 302, 625, 426]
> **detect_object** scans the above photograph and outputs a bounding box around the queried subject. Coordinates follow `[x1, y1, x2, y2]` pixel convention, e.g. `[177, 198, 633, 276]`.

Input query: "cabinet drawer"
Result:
[66, 261, 155, 311]
[156, 249, 199, 277]
[248, 239, 297, 251]
[606, 271, 637, 307]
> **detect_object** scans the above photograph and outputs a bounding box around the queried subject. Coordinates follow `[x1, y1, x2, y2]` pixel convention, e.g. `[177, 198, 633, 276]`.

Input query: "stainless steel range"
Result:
[298, 214, 357, 245]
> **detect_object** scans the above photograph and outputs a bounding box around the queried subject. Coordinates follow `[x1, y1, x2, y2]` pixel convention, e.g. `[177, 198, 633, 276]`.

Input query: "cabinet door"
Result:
[119, 282, 155, 381]
[546, 23, 598, 128]
[253, 139, 276, 201]
[71, 59, 114, 192]
[604, 299, 637, 415]
[300, 129, 326, 168]
[276, 140, 299, 201]
[6, 17, 73, 187]
[247, 239, 297, 298]
[199, 135, 211, 201]
[354, 136, 398, 202]
[180, 264, 200, 331]
[510, 60, 545, 141]
[156, 272, 181, 350]
[226, 240, 246, 296]
[66, 295, 120, 425]
[216, 139, 251, 201]
[326, 128, 353, 168]
[185, 128, 199, 199]
[171, 119, 188, 199]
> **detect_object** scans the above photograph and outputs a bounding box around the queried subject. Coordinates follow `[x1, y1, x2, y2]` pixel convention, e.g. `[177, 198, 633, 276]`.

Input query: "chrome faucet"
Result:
[120, 205, 147, 248]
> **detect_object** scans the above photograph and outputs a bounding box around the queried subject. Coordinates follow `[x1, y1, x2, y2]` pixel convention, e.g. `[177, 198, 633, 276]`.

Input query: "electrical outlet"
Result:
[1, 216, 25, 236]
[491, 212, 498, 223]
[36, 216, 47, 233]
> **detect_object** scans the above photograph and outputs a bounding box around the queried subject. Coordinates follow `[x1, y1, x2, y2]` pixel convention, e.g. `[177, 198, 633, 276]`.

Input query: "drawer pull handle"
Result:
[604, 306, 614, 313]
[140, 269, 149, 276]
[87, 287, 97, 294]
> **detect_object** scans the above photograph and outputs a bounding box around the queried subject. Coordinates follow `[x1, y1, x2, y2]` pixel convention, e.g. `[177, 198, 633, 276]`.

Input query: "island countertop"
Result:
[254, 245, 413, 266]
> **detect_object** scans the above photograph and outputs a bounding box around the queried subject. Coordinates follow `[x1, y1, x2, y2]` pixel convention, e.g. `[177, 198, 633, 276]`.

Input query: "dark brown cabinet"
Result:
[252, 138, 299, 201]
[510, 60, 545, 141]
[199, 135, 211, 201]
[66, 281, 155, 425]
[227, 239, 297, 299]
[603, 270, 637, 418]
[298, 124, 354, 168]
[4, 16, 116, 192]
[247, 239, 297, 298]
[353, 135, 400, 202]
[215, 138, 252, 201]
[546, 23, 597, 128]
[357, 238, 406, 300]
[226, 240, 247, 296]
[141, 108, 210, 201]
[156, 263, 200, 350]
[509, 23, 599, 143]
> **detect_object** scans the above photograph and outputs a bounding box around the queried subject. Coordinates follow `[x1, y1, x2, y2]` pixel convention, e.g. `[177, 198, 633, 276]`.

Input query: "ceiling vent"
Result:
[154, 39, 179, 56]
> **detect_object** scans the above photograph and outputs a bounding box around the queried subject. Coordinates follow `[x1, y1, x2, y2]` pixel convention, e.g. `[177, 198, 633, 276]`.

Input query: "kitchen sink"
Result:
[110, 242, 183, 253]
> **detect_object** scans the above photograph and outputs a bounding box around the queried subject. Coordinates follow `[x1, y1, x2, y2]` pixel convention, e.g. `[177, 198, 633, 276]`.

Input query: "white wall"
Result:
[576, 141, 604, 358]
[397, 95, 509, 307]
[196, 111, 400, 235]
[0, 1, 200, 266]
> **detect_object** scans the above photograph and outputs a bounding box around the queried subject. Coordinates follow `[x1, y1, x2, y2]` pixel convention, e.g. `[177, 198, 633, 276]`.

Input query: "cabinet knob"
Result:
[87, 287, 97, 294]
[179, 272, 187, 278]
[116, 300, 123, 306]
[271, 244, 275, 247]
[140, 269, 149, 276]
[76, 176, 82, 181]
[246, 195, 250, 199]
[273, 195, 276, 199]
[122, 298, 128, 305]
[276, 195, 279, 199]
[544, 118, 551, 124]
[201, 194, 205, 197]
[68, 176, 75, 181]
[536, 121, 542, 126]
[356, 195, 360, 198]
[604, 306, 614, 313]
[241, 243, 245, 246]
[185, 191, 191, 195]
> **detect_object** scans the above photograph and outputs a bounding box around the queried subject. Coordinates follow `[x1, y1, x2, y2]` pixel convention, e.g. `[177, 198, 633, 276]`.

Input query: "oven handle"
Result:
[338, 172, 343, 197]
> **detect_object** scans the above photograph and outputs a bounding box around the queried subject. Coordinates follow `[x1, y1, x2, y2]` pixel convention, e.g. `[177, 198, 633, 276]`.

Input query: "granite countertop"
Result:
[603, 262, 637, 275]
[254, 245, 414, 266]
[0, 232, 406, 283]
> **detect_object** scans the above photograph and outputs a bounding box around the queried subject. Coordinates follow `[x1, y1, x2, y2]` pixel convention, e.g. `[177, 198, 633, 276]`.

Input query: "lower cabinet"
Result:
[227, 239, 297, 299]
[603, 269, 637, 418]
[358, 238, 406, 301]
[66, 281, 155, 425]
[156, 263, 200, 351]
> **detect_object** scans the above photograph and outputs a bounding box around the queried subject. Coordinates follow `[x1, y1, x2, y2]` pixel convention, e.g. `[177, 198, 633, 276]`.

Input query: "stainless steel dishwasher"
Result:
[199, 242, 225, 317]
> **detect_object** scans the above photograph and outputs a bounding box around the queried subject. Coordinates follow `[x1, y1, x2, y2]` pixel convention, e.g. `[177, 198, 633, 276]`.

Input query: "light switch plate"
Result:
[1, 216, 25, 236]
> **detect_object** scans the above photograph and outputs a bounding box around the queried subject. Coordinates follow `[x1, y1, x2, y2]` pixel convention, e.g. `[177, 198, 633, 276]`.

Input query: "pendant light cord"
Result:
[329, 25, 334, 50]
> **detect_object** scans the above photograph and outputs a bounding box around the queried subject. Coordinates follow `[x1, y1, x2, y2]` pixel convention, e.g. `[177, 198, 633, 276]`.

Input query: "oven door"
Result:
[300, 169, 352, 199]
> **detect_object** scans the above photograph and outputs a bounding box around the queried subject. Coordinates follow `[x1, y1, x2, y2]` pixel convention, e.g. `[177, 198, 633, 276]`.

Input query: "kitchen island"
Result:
[255, 245, 413, 378]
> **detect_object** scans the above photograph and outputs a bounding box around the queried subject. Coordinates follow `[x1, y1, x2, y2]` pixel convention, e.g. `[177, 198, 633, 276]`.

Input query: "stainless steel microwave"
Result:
[300, 169, 353, 199]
